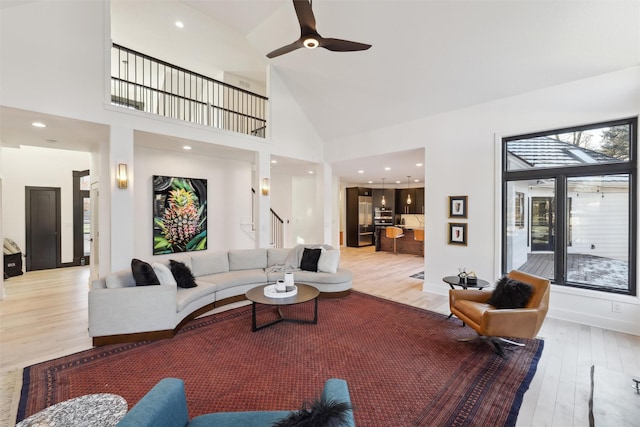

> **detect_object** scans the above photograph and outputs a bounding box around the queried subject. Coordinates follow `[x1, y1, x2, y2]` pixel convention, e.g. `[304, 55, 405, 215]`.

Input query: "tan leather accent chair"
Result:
[385, 226, 404, 255]
[449, 270, 550, 356]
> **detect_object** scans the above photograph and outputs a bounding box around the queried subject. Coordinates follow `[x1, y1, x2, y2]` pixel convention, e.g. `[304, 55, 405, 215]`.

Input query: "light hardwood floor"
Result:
[1, 246, 638, 426]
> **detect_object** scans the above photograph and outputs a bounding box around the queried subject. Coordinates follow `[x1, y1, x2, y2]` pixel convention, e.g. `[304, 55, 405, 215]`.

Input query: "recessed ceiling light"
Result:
[368, 180, 373, 184]
[175, 21, 184, 28]
[32, 122, 46, 128]
[396, 180, 401, 184]
[414, 179, 419, 182]
[182, 145, 192, 150]
[308, 171, 314, 174]
[358, 170, 364, 174]
[384, 167, 390, 171]
[416, 163, 423, 167]
[271, 159, 277, 164]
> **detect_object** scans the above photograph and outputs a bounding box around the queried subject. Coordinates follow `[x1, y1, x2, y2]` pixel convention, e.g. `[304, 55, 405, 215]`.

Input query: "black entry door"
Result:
[26, 187, 61, 271]
[530, 197, 554, 251]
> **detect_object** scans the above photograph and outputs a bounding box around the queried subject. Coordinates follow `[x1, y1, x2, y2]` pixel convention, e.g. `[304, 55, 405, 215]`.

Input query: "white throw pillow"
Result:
[317, 249, 340, 274]
[152, 262, 178, 286]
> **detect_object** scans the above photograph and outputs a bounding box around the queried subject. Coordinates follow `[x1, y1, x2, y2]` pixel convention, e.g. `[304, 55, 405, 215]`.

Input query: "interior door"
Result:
[530, 197, 554, 251]
[26, 187, 61, 271]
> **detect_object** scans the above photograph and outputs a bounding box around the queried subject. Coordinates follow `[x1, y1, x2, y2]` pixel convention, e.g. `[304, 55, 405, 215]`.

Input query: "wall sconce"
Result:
[117, 163, 128, 189]
[261, 177, 270, 195]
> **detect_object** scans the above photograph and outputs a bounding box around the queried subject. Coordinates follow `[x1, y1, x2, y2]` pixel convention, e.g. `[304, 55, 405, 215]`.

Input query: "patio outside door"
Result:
[531, 197, 554, 251]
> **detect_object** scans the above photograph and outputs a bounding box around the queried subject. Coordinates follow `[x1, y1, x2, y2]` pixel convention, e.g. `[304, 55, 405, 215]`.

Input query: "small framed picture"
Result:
[449, 196, 468, 218]
[448, 223, 467, 246]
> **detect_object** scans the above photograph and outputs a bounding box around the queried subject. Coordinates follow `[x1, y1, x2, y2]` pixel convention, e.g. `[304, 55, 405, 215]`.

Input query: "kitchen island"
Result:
[377, 227, 423, 256]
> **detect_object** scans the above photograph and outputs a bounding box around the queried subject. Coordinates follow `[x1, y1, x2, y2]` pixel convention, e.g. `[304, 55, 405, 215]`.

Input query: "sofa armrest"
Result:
[89, 285, 177, 337]
[321, 379, 355, 427]
[117, 378, 189, 427]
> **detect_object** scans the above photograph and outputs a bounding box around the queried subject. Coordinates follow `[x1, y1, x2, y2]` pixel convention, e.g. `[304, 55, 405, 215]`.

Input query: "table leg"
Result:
[251, 302, 257, 332]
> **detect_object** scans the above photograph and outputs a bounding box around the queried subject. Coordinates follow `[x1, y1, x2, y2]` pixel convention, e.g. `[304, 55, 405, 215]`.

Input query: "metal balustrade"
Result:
[111, 44, 267, 138]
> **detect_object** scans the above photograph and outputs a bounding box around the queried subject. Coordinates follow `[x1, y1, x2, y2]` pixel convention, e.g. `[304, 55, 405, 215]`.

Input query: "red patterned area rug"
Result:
[18, 292, 543, 426]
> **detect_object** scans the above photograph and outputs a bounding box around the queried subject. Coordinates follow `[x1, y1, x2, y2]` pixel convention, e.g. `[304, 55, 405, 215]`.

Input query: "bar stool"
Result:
[385, 226, 404, 255]
[413, 228, 424, 256]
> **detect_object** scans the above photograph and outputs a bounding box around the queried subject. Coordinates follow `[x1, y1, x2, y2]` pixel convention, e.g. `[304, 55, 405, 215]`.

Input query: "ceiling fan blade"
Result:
[293, 0, 316, 33]
[266, 40, 303, 58]
[321, 38, 372, 52]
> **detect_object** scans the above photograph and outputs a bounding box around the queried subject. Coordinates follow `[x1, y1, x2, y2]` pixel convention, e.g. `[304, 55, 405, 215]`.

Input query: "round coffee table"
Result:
[17, 393, 127, 427]
[245, 283, 320, 331]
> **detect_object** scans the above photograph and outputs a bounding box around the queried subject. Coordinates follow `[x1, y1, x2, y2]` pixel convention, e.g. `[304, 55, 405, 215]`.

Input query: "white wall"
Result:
[0, 0, 107, 121]
[326, 67, 640, 335]
[133, 145, 255, 263]
[291, 175, 322, 245]
[1, 146, 91, 265]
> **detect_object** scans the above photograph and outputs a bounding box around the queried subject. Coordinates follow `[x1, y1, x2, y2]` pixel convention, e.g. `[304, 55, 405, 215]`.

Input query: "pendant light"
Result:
[406, 176, 412, 205]
[381, 178, 386, 207]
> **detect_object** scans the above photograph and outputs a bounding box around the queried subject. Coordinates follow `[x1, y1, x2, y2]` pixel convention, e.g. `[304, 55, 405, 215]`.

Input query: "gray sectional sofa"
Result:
[89, 245, 351, 346]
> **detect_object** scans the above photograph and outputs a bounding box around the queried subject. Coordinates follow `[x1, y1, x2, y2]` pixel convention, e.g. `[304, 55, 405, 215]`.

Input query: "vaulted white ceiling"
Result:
[109, 0, 639, 184]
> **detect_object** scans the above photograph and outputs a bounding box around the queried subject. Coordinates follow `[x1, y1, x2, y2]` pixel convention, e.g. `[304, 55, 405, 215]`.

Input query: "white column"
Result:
[254, 151, 271, 248]
[109, 126, 135, 272]
[317, 162, 335, 246]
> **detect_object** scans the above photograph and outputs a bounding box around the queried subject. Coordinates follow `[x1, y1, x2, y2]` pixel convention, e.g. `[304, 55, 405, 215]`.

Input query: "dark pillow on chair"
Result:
[272, 397, 352, 427]
[169, 260, 198, 288]
[131, 259, 160, 286]
[300, 248, 322, 272]
[487, 276, 533, 309]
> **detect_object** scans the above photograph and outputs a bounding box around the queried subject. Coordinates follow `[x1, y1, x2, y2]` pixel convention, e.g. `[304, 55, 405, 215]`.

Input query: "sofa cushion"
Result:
[131, 259, 161, 286]
[105, 271, 136, 289]
[285, 244, 332, 270]
[199, 269, 267, 291]
[300, 248, 322, 272]
[176, 281, 218, 312]
[189, 411, 291, 427]
[279, 269, 352, 285]
[317, 249, 340, 274]
[267, 248, 290, 267]
[152, 263, 177, 286]
[228, 249, 267, 271]
[190, 251, 229, 277]
[169, 260, 197, 288]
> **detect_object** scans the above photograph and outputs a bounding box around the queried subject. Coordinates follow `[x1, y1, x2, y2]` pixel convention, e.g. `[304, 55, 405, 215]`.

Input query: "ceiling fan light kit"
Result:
[267, 0, 371, 58]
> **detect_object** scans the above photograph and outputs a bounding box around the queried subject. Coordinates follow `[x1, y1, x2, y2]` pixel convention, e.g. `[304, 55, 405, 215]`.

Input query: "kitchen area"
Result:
[345, 185, 424, 256]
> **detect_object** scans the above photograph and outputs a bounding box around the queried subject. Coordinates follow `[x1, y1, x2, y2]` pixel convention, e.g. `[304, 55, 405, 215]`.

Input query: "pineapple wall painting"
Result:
[153, 175, 207, 255]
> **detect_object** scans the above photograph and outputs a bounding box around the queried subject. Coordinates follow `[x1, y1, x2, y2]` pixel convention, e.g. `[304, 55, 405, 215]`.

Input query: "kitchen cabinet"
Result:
[372, 189, 395, 210]
[396, 188, 424, 214]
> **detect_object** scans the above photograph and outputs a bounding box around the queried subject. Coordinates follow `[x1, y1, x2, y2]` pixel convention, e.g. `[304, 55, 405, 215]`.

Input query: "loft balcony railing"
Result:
[110, 44, 268, 138]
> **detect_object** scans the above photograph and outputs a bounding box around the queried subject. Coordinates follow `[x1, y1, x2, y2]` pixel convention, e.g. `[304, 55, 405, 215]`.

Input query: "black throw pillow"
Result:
[131, 258, 160, 286]
[487, 276, 533, 309]
[169, 260, 197, 288]
[300, 248, 322, 272]
[272, 397, 352, 427]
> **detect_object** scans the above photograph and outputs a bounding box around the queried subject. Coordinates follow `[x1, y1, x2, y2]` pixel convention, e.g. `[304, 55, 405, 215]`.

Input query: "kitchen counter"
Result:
[377, 227, 424, 256]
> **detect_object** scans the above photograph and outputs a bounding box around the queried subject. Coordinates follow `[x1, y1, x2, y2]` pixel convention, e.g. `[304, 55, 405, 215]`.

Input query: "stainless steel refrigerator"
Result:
[346, 187, 374, 247]
[357, 195, 373, 246]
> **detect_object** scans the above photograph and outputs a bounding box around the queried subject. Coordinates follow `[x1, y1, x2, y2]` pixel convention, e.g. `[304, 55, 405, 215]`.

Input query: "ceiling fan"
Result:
[266, 0, 371, 59]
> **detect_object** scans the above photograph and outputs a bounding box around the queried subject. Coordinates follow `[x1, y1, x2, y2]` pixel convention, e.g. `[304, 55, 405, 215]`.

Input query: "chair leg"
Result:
[457, 335, 525, 357]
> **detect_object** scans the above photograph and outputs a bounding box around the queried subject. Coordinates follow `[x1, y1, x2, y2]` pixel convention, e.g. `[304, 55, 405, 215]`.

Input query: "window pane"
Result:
[506, 124, 630, 171]
[505, 180, 555, 280]
[566, 175, 629, 291]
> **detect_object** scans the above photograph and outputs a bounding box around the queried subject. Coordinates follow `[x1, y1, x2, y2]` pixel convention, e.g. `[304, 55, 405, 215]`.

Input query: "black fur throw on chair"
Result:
[272, 397, 352, 427]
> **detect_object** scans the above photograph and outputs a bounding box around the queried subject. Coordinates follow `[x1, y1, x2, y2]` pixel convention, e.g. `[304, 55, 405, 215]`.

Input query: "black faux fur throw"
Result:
[272, 398, 352, 427]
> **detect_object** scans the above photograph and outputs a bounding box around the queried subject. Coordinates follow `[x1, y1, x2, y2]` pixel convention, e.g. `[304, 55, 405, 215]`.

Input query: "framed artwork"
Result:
[153, 175, 207, 255]
[515, 192, 525, 228]
[448, 222, 467, 246]
[449, 196, 468, 218]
